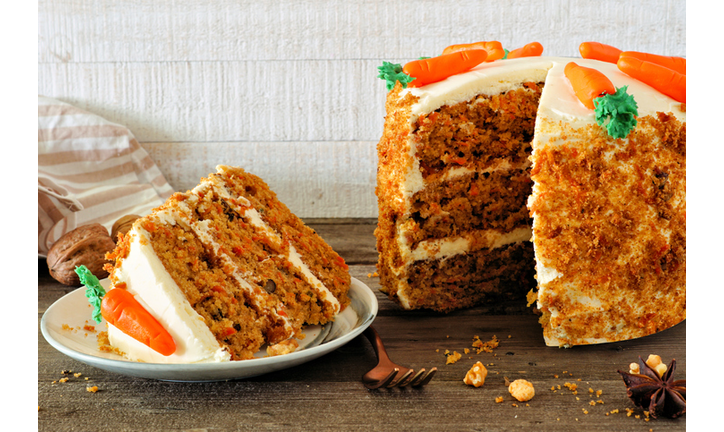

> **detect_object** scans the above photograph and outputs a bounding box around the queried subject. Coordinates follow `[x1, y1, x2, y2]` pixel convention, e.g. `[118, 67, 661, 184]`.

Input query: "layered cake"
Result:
[93, 165, 350, 362]
[375, 44, 685, 346]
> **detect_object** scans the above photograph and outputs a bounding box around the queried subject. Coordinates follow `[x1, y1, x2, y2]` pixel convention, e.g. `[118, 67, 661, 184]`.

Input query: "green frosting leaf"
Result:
[377, 61, 415, 91]
[594, 86, 639, 139]
[75, 265, 106, 324]
[502, 48, 509, 60]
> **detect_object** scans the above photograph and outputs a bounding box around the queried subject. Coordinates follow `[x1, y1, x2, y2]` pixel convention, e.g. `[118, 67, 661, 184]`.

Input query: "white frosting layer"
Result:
[396, 227, 533, 269]
[108, 225, 231, 363]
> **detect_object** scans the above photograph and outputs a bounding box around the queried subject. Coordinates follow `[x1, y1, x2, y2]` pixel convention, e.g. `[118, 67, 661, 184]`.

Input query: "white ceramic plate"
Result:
[41, 277, 377, 382]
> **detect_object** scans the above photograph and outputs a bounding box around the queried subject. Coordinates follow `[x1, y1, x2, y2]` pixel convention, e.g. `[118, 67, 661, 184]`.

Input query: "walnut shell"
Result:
[46, 223, 116, 286]
[111, 214, 141, 243]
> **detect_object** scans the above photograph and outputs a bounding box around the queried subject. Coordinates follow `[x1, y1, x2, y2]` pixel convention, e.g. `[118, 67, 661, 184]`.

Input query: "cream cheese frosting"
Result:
[108, 225, 232, 363]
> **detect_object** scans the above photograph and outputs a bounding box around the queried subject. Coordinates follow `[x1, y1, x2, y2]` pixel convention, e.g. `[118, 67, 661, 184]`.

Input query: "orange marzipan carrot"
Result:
[617, 56, 686, 103]
[579, 42, 622, 64]
[506, 42, 543, 59]
[619, 51, 686, 75]
[442, 41, 500, 54]
[485, 47, 506, 62]
[442, 41, 506, 62]
[101, 288, 177, 356]
[564, 62, 616, 110]
[403, 49, 488, 88]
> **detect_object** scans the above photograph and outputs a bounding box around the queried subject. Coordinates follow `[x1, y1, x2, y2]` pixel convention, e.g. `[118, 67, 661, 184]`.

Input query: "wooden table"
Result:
[38, 219, 686, 431]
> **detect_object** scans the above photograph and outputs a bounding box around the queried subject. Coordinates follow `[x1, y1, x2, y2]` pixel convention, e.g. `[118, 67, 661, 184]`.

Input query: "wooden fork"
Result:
[361, 326, 436, 389]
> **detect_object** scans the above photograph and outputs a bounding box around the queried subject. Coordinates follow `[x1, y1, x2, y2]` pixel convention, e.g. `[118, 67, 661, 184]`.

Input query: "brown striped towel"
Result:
[38, 96, 174, 256]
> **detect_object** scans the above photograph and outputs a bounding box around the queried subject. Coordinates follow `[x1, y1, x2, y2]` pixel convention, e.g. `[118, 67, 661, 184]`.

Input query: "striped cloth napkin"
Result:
[38, 96, 174, 256]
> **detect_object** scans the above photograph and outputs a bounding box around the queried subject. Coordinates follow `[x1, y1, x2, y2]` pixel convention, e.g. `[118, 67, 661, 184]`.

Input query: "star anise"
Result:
[617, 356, 686, 419]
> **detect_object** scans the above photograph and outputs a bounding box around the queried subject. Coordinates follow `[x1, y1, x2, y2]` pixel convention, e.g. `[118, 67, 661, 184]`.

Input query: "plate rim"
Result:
[40, 276, 377, 381]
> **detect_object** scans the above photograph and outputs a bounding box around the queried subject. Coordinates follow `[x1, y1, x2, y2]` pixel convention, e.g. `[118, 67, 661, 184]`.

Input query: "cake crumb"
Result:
[86, 386, 99, 393]
[495, 396, 504, 403]
[446, 351, 462, 365]
[472, 335, 499, 354]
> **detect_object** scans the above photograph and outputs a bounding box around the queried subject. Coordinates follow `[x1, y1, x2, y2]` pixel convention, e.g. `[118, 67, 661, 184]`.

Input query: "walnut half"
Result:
[111, 214, 140, 243]
[46, 223, 116, 286]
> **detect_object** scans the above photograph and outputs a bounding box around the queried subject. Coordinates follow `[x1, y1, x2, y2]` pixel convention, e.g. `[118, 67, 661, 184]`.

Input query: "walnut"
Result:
[46, 223, 116, 286]
[111, 214, 140, 243]
[509, 379, 535, 402]
[463, 361, 488, 387]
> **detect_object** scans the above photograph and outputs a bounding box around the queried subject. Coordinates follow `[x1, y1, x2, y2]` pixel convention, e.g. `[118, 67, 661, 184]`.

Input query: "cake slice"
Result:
[102, 165, 350, 362]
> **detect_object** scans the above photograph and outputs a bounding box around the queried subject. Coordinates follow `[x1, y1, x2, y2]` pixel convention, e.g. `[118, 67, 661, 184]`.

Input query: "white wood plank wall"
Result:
[38, 0, 686, 217]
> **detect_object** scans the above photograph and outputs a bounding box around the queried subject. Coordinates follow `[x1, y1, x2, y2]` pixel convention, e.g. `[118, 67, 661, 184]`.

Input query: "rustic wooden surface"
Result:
[37, 0, 687, 218]
[38, 219, 686, 431]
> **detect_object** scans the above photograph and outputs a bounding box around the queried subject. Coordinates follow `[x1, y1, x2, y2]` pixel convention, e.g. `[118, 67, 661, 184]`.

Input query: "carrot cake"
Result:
[375, 46, 685, 346]
[100, 165, 351, 362]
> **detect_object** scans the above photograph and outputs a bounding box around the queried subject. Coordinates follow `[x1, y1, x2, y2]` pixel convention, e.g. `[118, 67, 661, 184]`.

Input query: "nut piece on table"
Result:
[46, 223, 116, 286]
[463, 361, 488, 387]
[111, 214, 141, 243]
[645, 354, 668, 377]
[508, 379, 535, 402]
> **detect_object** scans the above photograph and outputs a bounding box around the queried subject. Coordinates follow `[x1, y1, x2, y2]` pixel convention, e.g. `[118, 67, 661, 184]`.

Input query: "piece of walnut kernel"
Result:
[463, 361, 488, 387]
[509, 379, 535, 402]
[645, 354, 668, 377]
[654, 363, 668, 378]
[645, 354, 662, 369]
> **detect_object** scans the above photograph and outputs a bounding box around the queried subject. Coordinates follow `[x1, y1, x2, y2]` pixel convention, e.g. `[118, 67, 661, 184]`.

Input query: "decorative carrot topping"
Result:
[506, 42, 543, 59]
[403, 49, 488, 88]
[101, 288, 177, 356]
[579, 42, 622, 63]
[442, 41, 505, 62]
[485, 47, 507, 62]
[564, 62, 638, 138]
[617, 56, 686, 103]
[564, 62, 616, 109]
[442, 40, 502, 55]
[594, 86, 639, 139]
[377, 61, 416, 90]
[619, 51, 686, 75]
